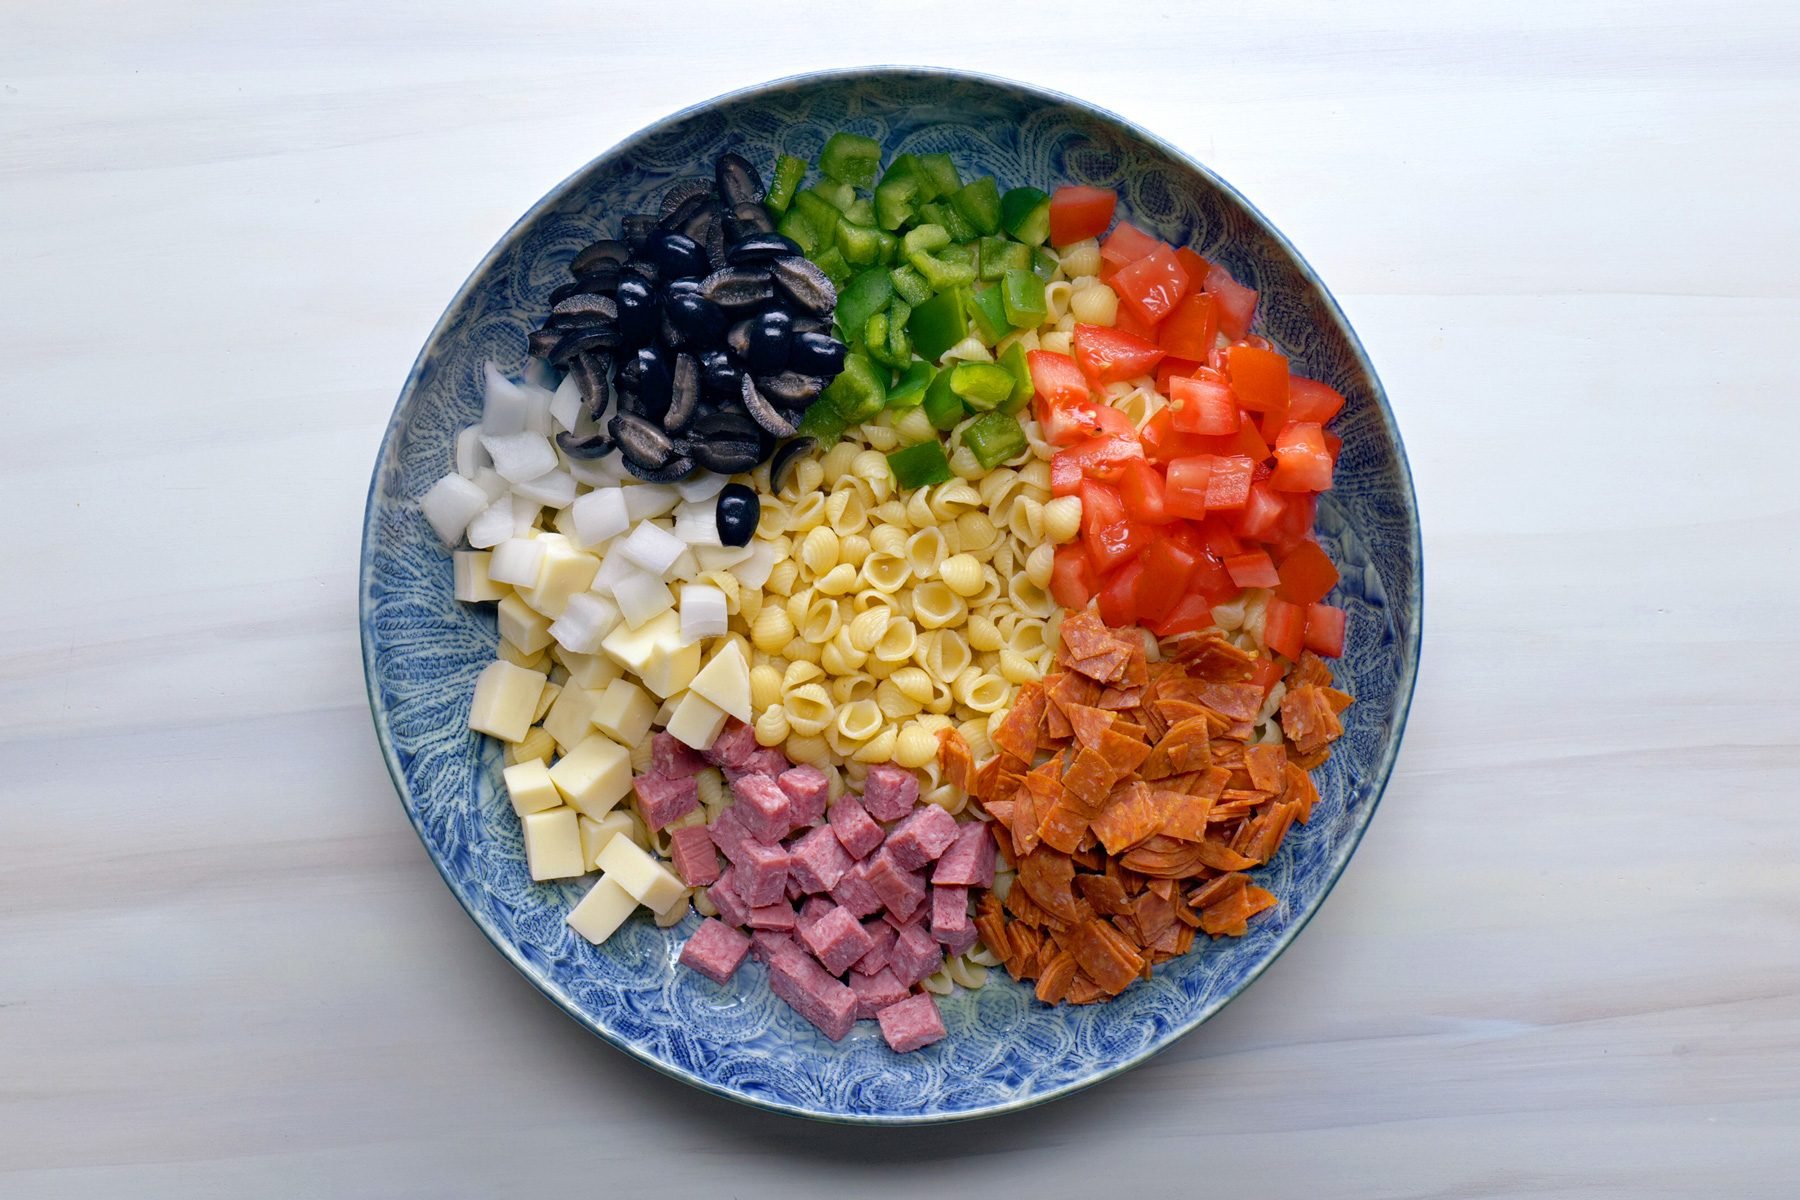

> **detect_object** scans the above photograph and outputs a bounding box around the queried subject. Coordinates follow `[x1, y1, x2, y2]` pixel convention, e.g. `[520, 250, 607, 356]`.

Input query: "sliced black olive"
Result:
[614, 277, 658, 346]
[572, 351, 613, 419]
[658, 179, 715, 223]
[744, 309, 793, 373]
[697, 349, 741, 398]
[556, 430, 615, 459]
[714, 482, 760, 548]
[692, 408, 760, 443]
[622, 453, 695, 483]
[549, 292, 618, 328]
[726, 232, 803, 266]
[789, 315, 831, 337]
[548, 323, 620, 366]
[527, 326, 562, 359]
[725, 202, 777, 242]
[769, 255, 836, 315]
[635, 345, 673, 418]
[549, 270, 619, 306]
[768, 437, 818, 494]
[725, 316, 754, 360]
[611, 411, 677, 467]
[624, 257, 660, 286]
[699, 266, 775, 310]
[570, 239, 630, 275]
[714, 152, 763, 208]
[757, 371, 826, 407]
[739, 374, 798, 438]
[787, 330, 848, 376]
[693, 436, 761, 475]
[664, 353, 701, 433]
[665, 292, 726, 347]
[679, 198, 722, 244]
[647, 231, 708, 278]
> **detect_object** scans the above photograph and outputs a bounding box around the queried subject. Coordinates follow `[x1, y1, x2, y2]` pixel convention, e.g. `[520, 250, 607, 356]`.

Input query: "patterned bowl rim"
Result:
[359, 65, 1423, 1125]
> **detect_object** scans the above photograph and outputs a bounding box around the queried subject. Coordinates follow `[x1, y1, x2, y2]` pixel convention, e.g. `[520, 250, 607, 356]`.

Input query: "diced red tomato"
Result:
[1135, 539, 1200, 623]
[1276, 539, 1340, 606]
[1154, 357, 1203, 394]
[1096, 560, 1144, 627]
[1028, 348, 1089, 406]
[1224, 549, 1280, 589]
[1224, 344, 1290, 412]
[1099, 221, 1165, 267]
[1287, 376, 1346, 425]
[1158, 292, 1219, 362]
[1047, 186, 1117, 247]
[1110, 305, 1162, 342]
[1235, 481, 1286, 541]
[1072, 323, 1165, 385]
[1055, 434, 1143, 484]
[1262, 597, 1306, 660]
[1079, 478, 1126, 526]
[1163, 455, 1213, 520]
[1303, 603, 1347, 657]
[1271, 421, 1334, 492]
[1247, 655, 1284, 694]
[1111, 245, 1192, 326]
[1167, 375, 1239, 435]
[1203, 454, 1255, 510]
[1079, 481, 1152, 573]
[1202, 262, 1258, 340]
[1118, 458, 1172, 524]
[1206, 416, 1271, 464]
[1148, 593, 1215, 637]
[1324, 431, 1342, 463]
[1271, 491, 1318, 555]
[1050, 453, 1081, 497]
[1092, 404, 1137, 438]
[1029, 350, 1104, 446]
[1050, 544, 1100, 608]
[1196, 517, 1244, 562]
[1174, 247, 1212, 287]
[1140, 409, 1212, 465]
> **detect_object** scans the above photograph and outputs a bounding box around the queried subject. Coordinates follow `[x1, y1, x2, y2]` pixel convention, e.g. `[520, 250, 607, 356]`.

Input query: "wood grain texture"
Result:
[2, 1, 1797, 1196]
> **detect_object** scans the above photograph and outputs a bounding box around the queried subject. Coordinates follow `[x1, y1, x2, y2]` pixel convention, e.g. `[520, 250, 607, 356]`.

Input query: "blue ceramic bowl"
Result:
[361, 67, 1421, 1124]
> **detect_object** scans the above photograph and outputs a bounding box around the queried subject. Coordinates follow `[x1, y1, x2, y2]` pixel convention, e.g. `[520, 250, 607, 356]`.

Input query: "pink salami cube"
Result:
[798, 905, 877, 977]
[931, 885, 971, 943]
[734, 838, 790, 907]
[708, 807, 751, 864]
[851, 918, 897, 976]
[849, 967, 911, 1020]
[668, 825, 720, 887]
[777, 765, 831, 828]
[652, 731, 707, 779]
[877, 992, 946, 1053]
[865, 850, 927, 921]
[787, 824, 853, 894]
[706, 720, 760, 769]
[732, 774, 792, 844]
[828, 860, 884, 918]
[931, 821, 997, 887]
[828, 795, 885, 860]
[941, 923, 979, 957]
[726, 748, 790, 786]
[750, 930, 799, 964]
[678, 918, 751, 984]
[785, 874, 804, 901]
[887, 922, 944, 988]
[795, 895, 834, 936]
[707, 869, 750, 928]
[860, 763, 920, 822]
[747, 902, 797, 931]
[885, 804, 960, 871]
[633, 772, 700, 832]
[768, 949, 858, 1041]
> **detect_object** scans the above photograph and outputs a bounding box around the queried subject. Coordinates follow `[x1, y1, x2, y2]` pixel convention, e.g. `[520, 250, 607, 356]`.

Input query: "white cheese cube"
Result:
[421, 473, 490, 546]
[590, 677, 656, 745]
[641, 641, 702, 699]
[496, 639, 548, 672]
[664, 691, 728, 751]
[503, 759, 563, 816]
[595, 836, 687, 913]
[618, 521, 686, 575]
[612, 569, 675, 630]
[571, 487, 630, 548]
[520, 538, 599, 618]
[521, 807, 586, 881]
[466, 494, 518, 550]
[455, 424, 492, 478]
[534, 680, 561, 722]
[468, 660, 548, 742]
[694, 543, 755, 572]
[602, 610, 701, 698]
[548, 591, 620, 655]
[566, 876, 638, 944]
[549, 372, 584, 433]
[481, 431, 558, 484]
[487, 537, 545, 587]
[674, 473, 729, 502]
[558, 650, 624, 691]
[453, 551, 508, 602]
[687, 638, 752, 722]
[497, 593, 553, 654]
[579, 811, 635, 870]
[736, 540, 778, 589]
[541, 684, 598, 754]
[621, 483, 681, 522]
[514, 468, 575, 509]
[547, 732, 633, 818]
[679, 584, 729, 645]
[482, 362, 531, 435]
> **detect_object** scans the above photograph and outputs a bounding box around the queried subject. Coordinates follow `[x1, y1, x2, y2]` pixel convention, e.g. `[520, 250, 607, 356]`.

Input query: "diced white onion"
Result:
[571, 488, 629, 548]
[736, 539, 778, 590]
[694, 543, 754, 572]
[612, 569, 675, 629]
[512, 468, 575, 509]
[549, 592, 621, 654]
[421, 474, 490, 546]
[470, 467, 509, 503]
[482, 362, 530, 435]
[455, 426, 491, 478]
[674, 474, 729, 502]
[466, 495, 517, 549]
[568, 453, 628, 488]
[621, 483, 681, 522]
[618, 521, 686, 574]
[588, 542, 636, 594]
[549, 374, 584, 433]
[488, 537, 546, 586]
[481, 431, 557, 483]
[679, 584, 728, 644]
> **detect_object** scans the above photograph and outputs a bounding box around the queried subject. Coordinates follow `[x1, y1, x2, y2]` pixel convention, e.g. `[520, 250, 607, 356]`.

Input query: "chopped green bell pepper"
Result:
[880, 153, 922, 187]
[922, 365, 967, 430]
[843, 197, 876, 227]
[1031, 246, 1060, 281]
[979, 236, 1032, 280]
[950, 177, 1002, 237]
[777, 206, 820, 255]
[835, 219, 881, 266]
[862, 311, 889, 359]
[764, 155, 808, 216]
[814, 180, 856, 212]
[874, 177, 920, 231]
[885, 298, 912, 365]
[917, 153, 962, 201]
[875, 229, 900, 265]
[818, 132, 882, 190]
[887, 439, 955, 489]
[1001, 268, 1048, 327]
[965, 284, 1011, 345]
[793, 190, 841, 248]
[889, 264, 933, 306]
[997, 341, 1035, 414]
[1000, 186, 1052, 246]
[906, 287, 970, 363]
[903, 224, 978, 292]
[962, 410, 1028, 468]
[822, 351, 888, 423]
[885, 360, 936, 409]
[836, 268, 896, 344]
[813, 246, 852, 289]
[950, 362, 1017, 412]
[798, 397, 849, 442]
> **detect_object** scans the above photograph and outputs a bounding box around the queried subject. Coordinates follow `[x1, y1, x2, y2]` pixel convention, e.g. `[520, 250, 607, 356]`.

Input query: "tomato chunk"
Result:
[1047, 186, 1117, 247]
[1140, 408, 1213, 465]
[1072, 323, 1166, 385]
[1050, 544, 1099, 608]
[1247, 655, 1284, 694]
[1099, 221, 1165, 267]
[1111, 244, 1192, 326]
[1147, 592, 1216, 638]
[1134, 539, 1199, 623]
[1276, 539, 1340, 605]
[1029, 350, 1104, 445]
[1224, 550, 1280, 589]
[1303, 603, 1347, 657]
[1167, 375, 1239, 435]
[1203, 262, 1258, 340]
[1118, 458, 1172, 524]
[1270, 421, 1334, 492]
[1154, 356, 1202, 394]
[1235, 481, 1287, 541]
[1158, 292, 1219, 363]
[1163, 455, 1214, 520]
[1097, 560, 1144, 627]
[1055, 434, 1144, 486]
[1262, 597, 1306, 661]
[1174, 247, 1212, 287]
[1224, 344, 1289, 412]
[1203, 454, 1255, 510]
[1287, 376, 1346, 425]
[1079, 481, 1152, 572]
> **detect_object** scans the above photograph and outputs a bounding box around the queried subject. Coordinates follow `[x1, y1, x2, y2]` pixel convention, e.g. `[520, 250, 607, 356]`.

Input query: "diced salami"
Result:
[827, 795, 885, 860]
[865, 850, 927, 921]
[887, 922, 944, 988]
[668, 825, 721, 886]
[652, 731, 708, 779]
[708, 806, 752, 863]
[798, 904, 877, 976]
[849, 968, 911, 1020]
[884, 804, 960, 871]
[750, 929, 799, 964]
[768, 948, 858, 1041]
[747, 902, 797, 930]
[940, 921, 979, 957]
[633, 772, 700, 832]
[726, 748, 790, 786]
[931, 884, 971, 944]
[787, 824, 854, 893]
[861, 763, 920, 822]
[777, 765, 831, 828]
[828, 859, 885, 918]
[851, 918, 897, 976]
[931, 821, 997, 887]
[678, 918, 752, 985]
[707, 869, 750, 928]
[734, 838, 790, 907]
[732, 773, 793, 844]
[795, 894, 834, 936]
[876, 992, 946, 1053]
[705, 720, 760, 769]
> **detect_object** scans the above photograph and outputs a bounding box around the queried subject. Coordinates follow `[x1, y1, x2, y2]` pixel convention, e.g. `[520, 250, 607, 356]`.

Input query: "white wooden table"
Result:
[4, 3, 1797, 1195]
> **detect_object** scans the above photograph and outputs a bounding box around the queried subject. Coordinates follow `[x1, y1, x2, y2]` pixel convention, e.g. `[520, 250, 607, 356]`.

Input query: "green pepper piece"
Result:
[874, 177, 919, 231]
[822, 351, 888, 423]
[965, 285, 1011, 345]
[793, 190, 841, 248]
[875, 229, 900, 266]
[922, 366, 967, 430]
[776, 206, 819, 255]
[885, 298, 913, 365]
[843, 197, 876, 227]
[917, 153, 962, 201]
[764, 155, 808, 216]
[885, 360, 936, 409]
[889, 264, 933, 307]
[797, 396, 849, 443]
[880, 153, 922, 188]
[939, 202, 977, 243]
[835, 219, 881, 266]
[906, 288, 970, 363]
[950, 362, 1017, 412]
[886, 440, 955, 489]
[818, 132, 882, 190]
[903, 224, 978, 292]
[997, 341, 1034, 415]
[862, 311, 890, 360]
[835, 268, 896, 344]
[940, 242, 976, 267]
[813, 246, 852, 289]
[962, 410, 1028, 469]
[1031, 246, 1060, 281]
[950, 177, 1003, 237]
[1001, 268, 1048, 327]
[1000, 186, 1052, 246]
[979, 236, 1031, 280]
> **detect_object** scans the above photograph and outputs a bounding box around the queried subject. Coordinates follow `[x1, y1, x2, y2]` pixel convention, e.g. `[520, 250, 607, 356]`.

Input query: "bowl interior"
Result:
[361, 68, 1420, 1124]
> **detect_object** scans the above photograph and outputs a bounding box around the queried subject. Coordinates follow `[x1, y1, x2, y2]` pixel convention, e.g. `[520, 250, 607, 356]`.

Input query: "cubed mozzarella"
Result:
[565, 876, 638, 944]
[468, 660, 547, 742]
[590, 677, 656, 745]
[594, 837, 687, 913]
[503, 759, 563, 816]
[687, 637, 751, 721]
[664, 691, 728, 751]
[453, 551, 508, 602]
[521, 807, 586, 881]
[497, 593, 553, 654]
[547, 732, 633, 817]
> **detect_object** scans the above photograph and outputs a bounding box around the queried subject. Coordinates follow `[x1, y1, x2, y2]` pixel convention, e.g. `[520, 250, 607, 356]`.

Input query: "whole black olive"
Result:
[663, 277, 702, 302]
[745, 309, 793, 373]
[715, 482, 760, 548]
[614, 276, 658, 346]
[786, 330, 847, 376]
[648, 231, 708, 279]
[635, 345, 673, 418]
[698, 348, 742, 398]
[665, 291, 726, 346]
